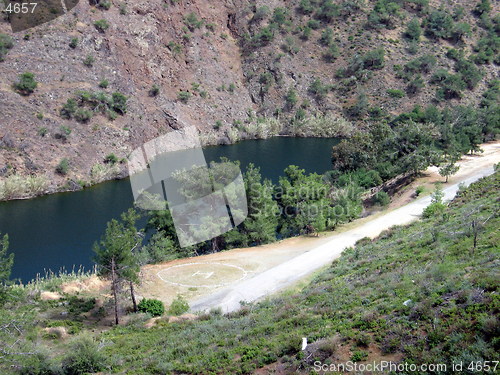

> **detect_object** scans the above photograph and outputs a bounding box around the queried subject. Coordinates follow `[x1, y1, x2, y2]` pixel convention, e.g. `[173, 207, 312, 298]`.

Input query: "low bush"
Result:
[386, 89, 405, 98]
[374, 190, 390, 206]
[149, 84, 160, 97]
[177, 91, 191, 103]
[0, 34, 13, 62]
[83, 55, 95, 67]
[168, 295, 189, 316]
[94, 19, 109, 33]
[104, 153, 118, 164]
[69, 37, 78, 49]
[56, 158, 70, 175]
[62, 335, 106, 375]
[13, 72, 38, 96]
[138, 298, 165, 316]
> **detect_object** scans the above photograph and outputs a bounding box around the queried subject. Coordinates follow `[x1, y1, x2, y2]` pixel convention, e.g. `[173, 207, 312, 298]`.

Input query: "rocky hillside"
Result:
[0, 0, 498, 198]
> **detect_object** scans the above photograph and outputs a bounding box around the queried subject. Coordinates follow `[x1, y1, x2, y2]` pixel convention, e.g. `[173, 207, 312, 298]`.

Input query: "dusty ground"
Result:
[137, 141, 500, 310]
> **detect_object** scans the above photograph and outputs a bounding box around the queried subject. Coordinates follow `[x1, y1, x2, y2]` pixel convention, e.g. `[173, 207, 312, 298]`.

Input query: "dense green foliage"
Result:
[60, 91, 128, 122]
[145, 161, 362, 262]
[167, 295, 189, 316]
[56, 158, 70, 175]
[332, 100, 499, 181]
[13, 72, 38, 96]
[29, 171, 500, 374]
[0, 171, 498, 375]
[0, 33, 14, 62]
[138, 298, 165, 317]
[0, 234, 13, 301]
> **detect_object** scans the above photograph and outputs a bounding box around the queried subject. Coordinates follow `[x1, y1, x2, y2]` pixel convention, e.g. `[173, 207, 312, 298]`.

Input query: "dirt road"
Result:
[137, 142, 500, 313]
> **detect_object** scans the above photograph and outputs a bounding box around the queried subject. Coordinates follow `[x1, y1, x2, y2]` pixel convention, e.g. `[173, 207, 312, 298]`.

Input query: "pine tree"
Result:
[241, 164, 279, 245]
[93, 214, 141, 324]
[0, 234, 14, 302]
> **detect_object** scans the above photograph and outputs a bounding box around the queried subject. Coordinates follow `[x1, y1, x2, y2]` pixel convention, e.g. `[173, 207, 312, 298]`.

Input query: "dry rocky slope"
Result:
[0, 0, 498, 197]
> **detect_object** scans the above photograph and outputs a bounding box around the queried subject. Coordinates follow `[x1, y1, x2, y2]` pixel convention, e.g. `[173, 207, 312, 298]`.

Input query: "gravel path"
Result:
[191, 165, 497, 313]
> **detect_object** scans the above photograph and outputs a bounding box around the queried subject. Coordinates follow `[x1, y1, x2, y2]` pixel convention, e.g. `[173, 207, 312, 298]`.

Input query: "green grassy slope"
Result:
[98, 171, 499, 374]
[1, 171, 498, 374]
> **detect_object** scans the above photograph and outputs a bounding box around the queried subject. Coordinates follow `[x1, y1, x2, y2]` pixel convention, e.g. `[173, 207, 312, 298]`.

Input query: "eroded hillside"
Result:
[0, 0, 498, 198]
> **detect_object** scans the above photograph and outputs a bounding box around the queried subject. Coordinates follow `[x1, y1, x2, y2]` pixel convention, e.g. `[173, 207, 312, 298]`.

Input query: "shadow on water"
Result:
[0, 137, 338, 282]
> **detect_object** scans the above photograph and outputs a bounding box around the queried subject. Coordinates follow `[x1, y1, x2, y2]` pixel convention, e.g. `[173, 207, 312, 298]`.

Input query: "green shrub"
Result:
[366, 0, 401, 29]
[168, 295, 189, 316]
[253, 6, 270, 21]
[422, 201, 446, 218]
[363, 48, 385, 70]
[374, 191, 390, 206]
[455, 59, 483, 89]
[69, 37, 78, 49]
[253, 26, 274, 46]
[94, 19, 109, 33]
[272, 7, 288, 26]
[405, 18, 421, 41]
[38, 127, 48, 137]
[307, 19, 321, 30]
[184, 12, 203, 30]
[474, 0, 491, 16]
[386, 89, 405, 98]
[323, 44, 339, 63]
[404, 54, 436, 75]
[350, 350, 368, 362]
[297, 0, 314, 15]
[415, 185, 425, 196]
[431, 69, 466, 100]
[349, 92, 369, 118]
[319, 28, 333, 46]
[18, 350, 61, 375]
[46, 320, 83, 335]
[74, 108, 93, 123]
[315, 0, 339, 23]
[177, 91, 191, 103]
[13, 72, 38, 95]
[104, 153, 118, 164]
[99, 79, 109, 88]
[0, 33, 14, 62]
[149, 84, 160, 97]
[407, 76, 424, 95]
[97, 0, 111, 10]
[111, 92, 128, 114]
[425, 10, 454, 39]
[83, 55, 95, 67]
[285, 88, 298, 108]
[56, 158, 70, 175]
[60, 99, 77, 119]
[308, 78, 329, 100]
[62, 335, 106, 375]
[138, 298, 165, 316]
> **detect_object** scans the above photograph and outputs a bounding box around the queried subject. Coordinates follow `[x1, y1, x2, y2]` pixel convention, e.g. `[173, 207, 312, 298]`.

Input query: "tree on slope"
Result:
[0, 234, 13, 301]
[93, 213, 141, 324]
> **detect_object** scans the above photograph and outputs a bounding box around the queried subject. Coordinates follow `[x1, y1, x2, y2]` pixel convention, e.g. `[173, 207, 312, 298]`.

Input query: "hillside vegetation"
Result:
[0, 170, 498, 374]
[0, 0, 498, 197]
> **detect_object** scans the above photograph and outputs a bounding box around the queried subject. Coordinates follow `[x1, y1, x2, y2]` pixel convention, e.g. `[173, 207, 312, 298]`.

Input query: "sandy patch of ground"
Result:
[137, 142, 500, 309]
[60, 274, 107, 294]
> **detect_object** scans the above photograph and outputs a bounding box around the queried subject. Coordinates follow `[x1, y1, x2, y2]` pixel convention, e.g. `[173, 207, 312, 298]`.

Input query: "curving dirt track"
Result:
[138, 142, 500, 313]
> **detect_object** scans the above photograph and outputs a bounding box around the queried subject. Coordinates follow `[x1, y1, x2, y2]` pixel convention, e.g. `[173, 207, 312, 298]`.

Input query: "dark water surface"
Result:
[0, 137, 338, 281]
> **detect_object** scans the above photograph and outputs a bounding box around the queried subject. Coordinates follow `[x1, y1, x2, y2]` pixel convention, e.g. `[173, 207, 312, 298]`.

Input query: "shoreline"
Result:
[138, 141, 500, 309]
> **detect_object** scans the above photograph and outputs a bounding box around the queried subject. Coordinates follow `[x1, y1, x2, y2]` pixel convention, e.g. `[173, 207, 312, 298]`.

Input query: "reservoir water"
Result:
[0, 137, 338, 281]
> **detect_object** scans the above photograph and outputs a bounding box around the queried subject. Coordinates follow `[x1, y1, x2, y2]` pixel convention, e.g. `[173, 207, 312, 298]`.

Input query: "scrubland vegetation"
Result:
[0, 170, 498, 374]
